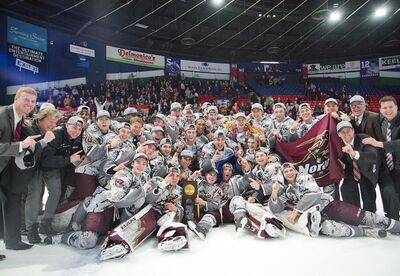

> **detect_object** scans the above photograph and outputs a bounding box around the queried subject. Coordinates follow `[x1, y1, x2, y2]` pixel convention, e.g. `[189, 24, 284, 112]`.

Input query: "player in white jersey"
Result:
[99, 167, 189, 260]
[45, 153, 151, 250]
[269, 163, 400, 238]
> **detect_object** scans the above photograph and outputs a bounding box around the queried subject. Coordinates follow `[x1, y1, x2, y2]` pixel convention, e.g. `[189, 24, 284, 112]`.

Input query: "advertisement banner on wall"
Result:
[7, 16, 47, 52]
[165, 57, 181, 76]
[307, 62, 347, 74]
[361, 58, 379, 77]
[7, 17, 48, 87]
[106, 45, 165, 69]
[379, 55, 400, 70]
[181, 60, 230, 74]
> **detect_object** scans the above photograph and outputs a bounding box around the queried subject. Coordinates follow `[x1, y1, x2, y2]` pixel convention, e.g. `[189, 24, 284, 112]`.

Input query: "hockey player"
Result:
[123, 107, 140, 121]
[289, 103, 319, 139]
[174, 124, 203, 158]
[269, 103, 295, 146]
[189, 167, 285, 240]
[72, 110, 114, 200]
[226, 113, 253, 147]
[76, 105, 91, 131]
[205, 106, 221, 139]
[129, 116, 146, 148]
[150, 138, 173, 168]
[187, 167, 222, 240]
[248, 103, 273, 130]
[244, 135, 260, 157]
[269, 162, 400, 238]
[194, 116, 210, 148]
[46, 153, 152, 250]
[200, 129, 236, 173]
[183, 109, 195, 125]
[137, 140, 159, 170]
[241, 147, 283, 203]
[98, 122, 136, 184]
[168, 102, 186, 129]
[99, 166, 189, 260]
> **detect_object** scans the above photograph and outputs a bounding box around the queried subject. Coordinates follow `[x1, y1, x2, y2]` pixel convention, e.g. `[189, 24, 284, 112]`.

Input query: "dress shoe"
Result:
[0, 254, 5, 261]
[6, 241, 33, 250]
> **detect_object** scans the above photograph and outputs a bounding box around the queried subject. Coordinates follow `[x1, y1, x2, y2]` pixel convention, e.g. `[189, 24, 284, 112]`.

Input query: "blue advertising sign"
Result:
[361, 58, 379, 77]
[7, 43, 48, 85]
[7, 17, 47, 52]
[165, 57, 181, 76]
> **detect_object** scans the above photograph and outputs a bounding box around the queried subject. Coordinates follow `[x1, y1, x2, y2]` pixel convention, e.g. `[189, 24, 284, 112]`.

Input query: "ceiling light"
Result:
[329, 11, 342, 22]
[333, 3, 339, 8]
[259, 61, 280, 64]
[272, 14, 276, 18]
[374, 7, 387, 17]
[211, 0, 224, 6]
[258, 13, 262, 17]
[134, 23, 148, 29]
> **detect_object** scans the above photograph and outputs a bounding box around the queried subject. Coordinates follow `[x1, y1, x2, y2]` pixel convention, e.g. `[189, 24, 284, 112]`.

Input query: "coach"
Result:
[349, 95, 400, 219]
[0, 87, 40, 251]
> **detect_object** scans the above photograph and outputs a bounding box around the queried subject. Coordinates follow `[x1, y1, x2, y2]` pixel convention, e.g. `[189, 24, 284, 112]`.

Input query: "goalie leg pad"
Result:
[100, 205, 157, 260]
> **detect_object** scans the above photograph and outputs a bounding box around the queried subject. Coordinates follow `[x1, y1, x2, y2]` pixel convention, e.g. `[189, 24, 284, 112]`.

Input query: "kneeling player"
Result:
[100, 167, 189, 260]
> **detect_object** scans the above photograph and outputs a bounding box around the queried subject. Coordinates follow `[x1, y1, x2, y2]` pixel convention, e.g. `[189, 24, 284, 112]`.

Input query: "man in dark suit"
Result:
[0, 86, 41, 251]
[363, 96, 400, 215]
[337, 121, 379, 212]
[350, 95, 400, 219]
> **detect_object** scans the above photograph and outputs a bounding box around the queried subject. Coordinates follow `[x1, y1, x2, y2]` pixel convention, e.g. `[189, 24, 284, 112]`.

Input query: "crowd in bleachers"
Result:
[31, 76, 400, 126]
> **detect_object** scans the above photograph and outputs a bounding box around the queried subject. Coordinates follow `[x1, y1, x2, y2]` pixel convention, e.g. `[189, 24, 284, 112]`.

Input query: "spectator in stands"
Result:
[264, 96, 273, 112]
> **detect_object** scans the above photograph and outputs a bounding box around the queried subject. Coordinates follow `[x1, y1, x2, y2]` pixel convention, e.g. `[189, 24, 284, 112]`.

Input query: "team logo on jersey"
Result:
[115, 178, 124, 187]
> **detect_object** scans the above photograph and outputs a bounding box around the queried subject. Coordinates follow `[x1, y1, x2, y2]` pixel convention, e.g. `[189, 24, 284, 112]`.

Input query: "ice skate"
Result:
[188, 221, 207, 241]
[43, 234, 62, 245]
[99, 243, 129, 261]
[364, 228, 387, 239]
[308, 210, 321, 238]
[158, 236, 187, 251]
[235, 216, 248, 232]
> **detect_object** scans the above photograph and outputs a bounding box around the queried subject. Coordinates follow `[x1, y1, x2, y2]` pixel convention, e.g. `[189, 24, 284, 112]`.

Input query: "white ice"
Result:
[1, 225, 399, 276]
[1, 186, 399, 276]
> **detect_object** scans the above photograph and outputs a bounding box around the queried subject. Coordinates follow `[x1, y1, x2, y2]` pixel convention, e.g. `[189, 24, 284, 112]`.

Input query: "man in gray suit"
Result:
[0, 87, 41, 252]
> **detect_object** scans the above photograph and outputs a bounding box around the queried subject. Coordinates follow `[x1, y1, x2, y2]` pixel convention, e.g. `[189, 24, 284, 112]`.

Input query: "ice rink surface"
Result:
[1, 186, 398, 276]
[1, 224, 399, 276]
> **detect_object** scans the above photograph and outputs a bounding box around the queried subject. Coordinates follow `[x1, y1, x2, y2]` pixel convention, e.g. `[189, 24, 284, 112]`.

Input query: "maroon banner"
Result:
[275, 115, 344, 186]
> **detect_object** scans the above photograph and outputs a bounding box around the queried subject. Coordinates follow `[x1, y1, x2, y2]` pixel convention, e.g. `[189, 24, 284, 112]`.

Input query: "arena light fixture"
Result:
[329, 10, 342, 22]
[374, 7, 387, 18]
[211, 0, 224, 7]
[259, 61, 280, 64]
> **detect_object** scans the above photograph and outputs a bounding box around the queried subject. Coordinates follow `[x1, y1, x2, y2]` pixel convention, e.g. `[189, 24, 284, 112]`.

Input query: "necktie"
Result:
[386, 123, 394, 171]
[355, 116, 360, 126]
[353, 160, 361, 181]
[14, 120, 22, 142]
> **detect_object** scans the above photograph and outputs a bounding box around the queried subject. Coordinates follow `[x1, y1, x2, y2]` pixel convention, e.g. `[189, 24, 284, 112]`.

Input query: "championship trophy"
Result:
[181, 181, 200, 223]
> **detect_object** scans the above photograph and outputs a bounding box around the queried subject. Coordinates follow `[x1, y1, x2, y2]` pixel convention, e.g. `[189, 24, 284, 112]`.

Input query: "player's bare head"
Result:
[205, 169, 218, 184]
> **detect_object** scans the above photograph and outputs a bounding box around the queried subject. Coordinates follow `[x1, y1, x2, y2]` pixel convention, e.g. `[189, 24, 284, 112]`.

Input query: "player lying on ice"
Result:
[269, 162, 400, 238]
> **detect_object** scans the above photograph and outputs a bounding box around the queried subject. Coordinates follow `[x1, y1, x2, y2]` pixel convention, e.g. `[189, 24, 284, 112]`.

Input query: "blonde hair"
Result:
[130, 116, 144, 126]
[14, 87, 37, 101]
[35, 108, 62, 122]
